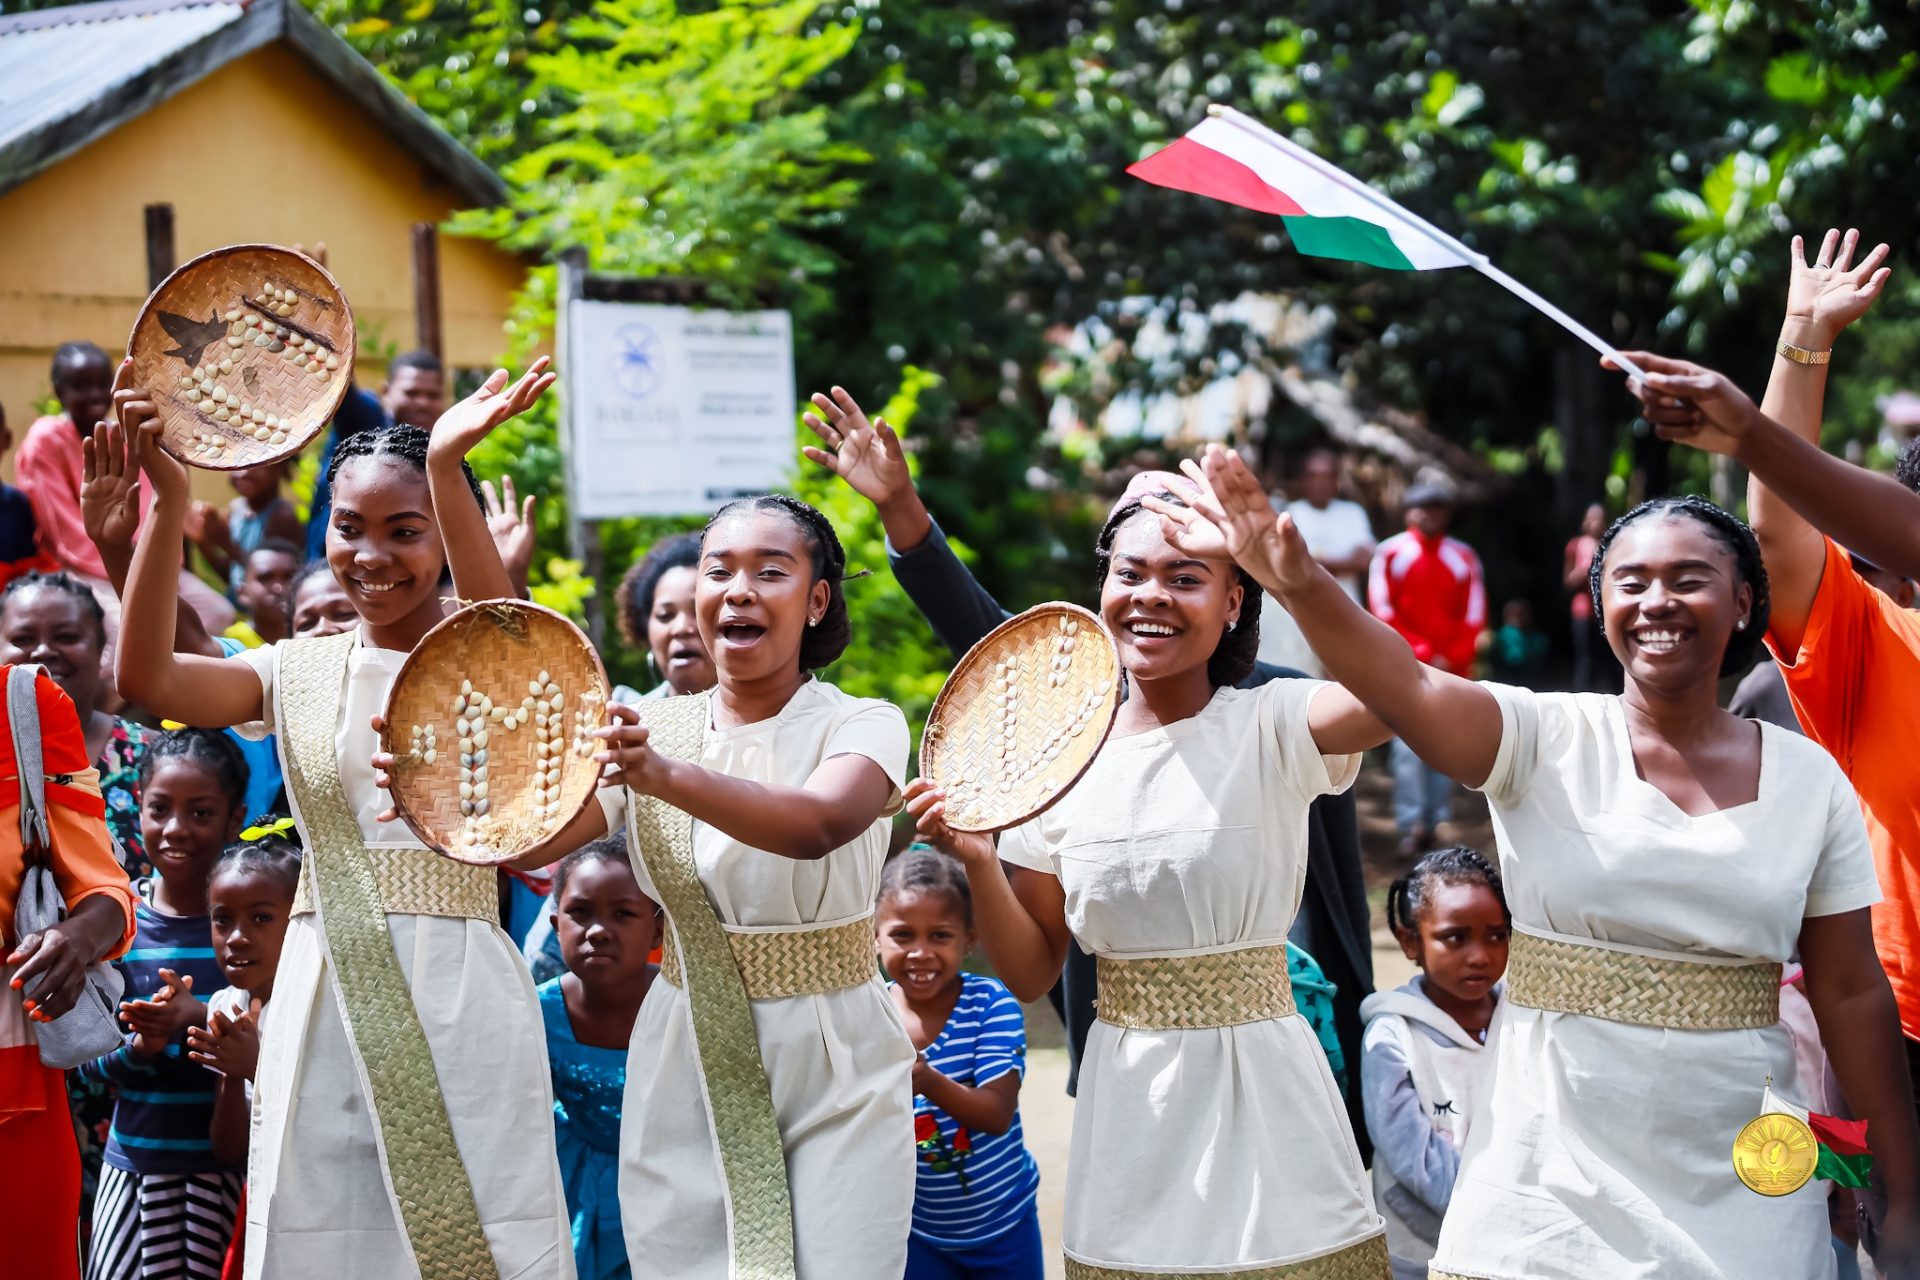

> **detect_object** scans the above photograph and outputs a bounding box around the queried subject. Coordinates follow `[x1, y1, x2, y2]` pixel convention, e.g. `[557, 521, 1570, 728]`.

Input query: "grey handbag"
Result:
[8, 664, 125, 1071]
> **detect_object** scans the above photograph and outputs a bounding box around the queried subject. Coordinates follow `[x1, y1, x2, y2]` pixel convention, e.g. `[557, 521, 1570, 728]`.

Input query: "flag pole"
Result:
[1206, 105, 1647, 382]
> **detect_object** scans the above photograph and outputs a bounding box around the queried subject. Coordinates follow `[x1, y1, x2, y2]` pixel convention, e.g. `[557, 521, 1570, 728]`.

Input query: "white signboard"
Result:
[563, 301, 796, 519]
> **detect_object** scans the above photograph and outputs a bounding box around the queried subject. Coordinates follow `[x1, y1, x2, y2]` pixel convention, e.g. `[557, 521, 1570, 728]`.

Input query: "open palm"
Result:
[429, 358, 555, 463]
[1787, 228, 1892, 338]
[81, 419, 143, 553]
[802, 387, 909, 507]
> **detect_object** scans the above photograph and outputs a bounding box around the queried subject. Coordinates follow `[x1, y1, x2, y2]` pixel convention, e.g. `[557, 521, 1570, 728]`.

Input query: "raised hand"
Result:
[1144, 445, 1315, 596]
[903, 777, 998, 871]
[187, 1005, 262, 1081]
[482, 476, 538, 590]
[1607, 351, 1759, 458]
[122, 968, 205, 1053]
[183, 500, 230, 551]
[81, 413, 143, 557]
[1786, 228, 1892, 346]
[116, 362, 191, 506]
[802, 387, 911, 508]
[428, 357, 556, 465]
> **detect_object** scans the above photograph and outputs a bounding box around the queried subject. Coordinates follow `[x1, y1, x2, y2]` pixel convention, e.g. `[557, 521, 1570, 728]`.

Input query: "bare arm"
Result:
[914, 1066, 1020, 1136]
[905, 778, 1073, 1002]
[114, 391, 267, 727]
[1800, 909, 1920, 1251]
[425, 360, 556, 604]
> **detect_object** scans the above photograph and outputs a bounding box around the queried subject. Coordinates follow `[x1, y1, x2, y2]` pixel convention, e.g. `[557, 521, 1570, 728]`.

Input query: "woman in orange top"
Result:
[2, 666, 136, 1280]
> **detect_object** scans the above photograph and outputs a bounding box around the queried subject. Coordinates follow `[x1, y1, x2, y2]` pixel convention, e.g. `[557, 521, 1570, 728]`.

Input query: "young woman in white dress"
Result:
[909, 474, 1393, 1278]
[591, 494, 915, 1280]
[1156, 444, 1920, 1279]
[114, 363, 582, 1280]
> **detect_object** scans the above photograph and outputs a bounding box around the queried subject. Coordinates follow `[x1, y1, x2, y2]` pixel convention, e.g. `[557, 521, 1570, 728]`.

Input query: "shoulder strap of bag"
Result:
[9, 663, 51, 861]
[627, 692, 798, 1279]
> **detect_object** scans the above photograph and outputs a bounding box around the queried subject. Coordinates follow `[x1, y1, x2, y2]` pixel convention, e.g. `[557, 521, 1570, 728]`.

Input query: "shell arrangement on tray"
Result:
[126, 245, 352, 470]
[381, 602, 610, 866]
[918, 603, 1121, 834]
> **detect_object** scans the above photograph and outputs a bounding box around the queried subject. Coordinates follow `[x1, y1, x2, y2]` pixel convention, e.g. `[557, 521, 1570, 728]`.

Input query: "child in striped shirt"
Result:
[878, 848, 1042, 1280]
[77, 730, 249, 1280]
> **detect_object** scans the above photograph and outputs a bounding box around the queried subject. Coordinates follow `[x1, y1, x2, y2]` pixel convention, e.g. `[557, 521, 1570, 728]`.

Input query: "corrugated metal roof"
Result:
[0, 2, 246, 157]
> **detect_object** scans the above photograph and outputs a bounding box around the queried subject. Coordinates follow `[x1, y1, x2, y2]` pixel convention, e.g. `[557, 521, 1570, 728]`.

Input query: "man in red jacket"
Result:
[1369, 481, 1486, 855]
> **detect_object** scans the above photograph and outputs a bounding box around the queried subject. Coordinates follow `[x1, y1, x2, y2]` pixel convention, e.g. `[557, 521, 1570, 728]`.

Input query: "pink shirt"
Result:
[14, 414, 157, 580]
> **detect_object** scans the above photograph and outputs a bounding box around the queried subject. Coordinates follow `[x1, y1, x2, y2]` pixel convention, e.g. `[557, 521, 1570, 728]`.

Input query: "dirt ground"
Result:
[1015, 758, 1494, 1276]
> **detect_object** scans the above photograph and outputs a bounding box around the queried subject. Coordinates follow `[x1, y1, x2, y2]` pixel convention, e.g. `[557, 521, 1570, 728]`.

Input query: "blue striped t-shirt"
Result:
[75, 885, 233, 1174]
[901, 972, 1040, 1247]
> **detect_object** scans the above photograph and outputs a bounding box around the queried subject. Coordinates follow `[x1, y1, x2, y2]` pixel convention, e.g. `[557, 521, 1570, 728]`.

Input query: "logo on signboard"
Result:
[614, 324, 663, 400]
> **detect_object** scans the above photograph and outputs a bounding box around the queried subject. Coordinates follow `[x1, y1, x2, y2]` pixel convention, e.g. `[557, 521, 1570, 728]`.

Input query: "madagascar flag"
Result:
[1767, 1087, 1874, 1188]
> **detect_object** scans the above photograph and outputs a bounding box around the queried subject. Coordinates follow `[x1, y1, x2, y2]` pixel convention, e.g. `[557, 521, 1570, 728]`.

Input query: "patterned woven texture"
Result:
[919, 603, 1121, 834]
[279, 631, 499, 1280]
[1064, 1234, 1388, 1278]
[1096, 945, 1297, 1030]
[625, 693, 798, 1279]
[128, 244, 351, 471]
[290, 848, 497, 922]
[1506, 929, 1780, 1031]
[382, 601, 610, 867]
[659, 917, 877, 1000]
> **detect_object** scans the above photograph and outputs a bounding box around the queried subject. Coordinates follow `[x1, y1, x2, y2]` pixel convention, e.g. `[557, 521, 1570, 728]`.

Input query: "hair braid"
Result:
[702, 495, 853, 670]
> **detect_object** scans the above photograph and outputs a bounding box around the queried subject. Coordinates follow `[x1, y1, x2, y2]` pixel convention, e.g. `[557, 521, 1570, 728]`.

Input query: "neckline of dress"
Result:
[706, 677, 820, 737]
[1604, 694, 1767, 825]
[1106, 683, 1234, 746]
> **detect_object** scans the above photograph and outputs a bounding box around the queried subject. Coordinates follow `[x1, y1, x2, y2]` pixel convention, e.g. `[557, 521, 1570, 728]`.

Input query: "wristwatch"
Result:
[1775, 338, 1832, 365]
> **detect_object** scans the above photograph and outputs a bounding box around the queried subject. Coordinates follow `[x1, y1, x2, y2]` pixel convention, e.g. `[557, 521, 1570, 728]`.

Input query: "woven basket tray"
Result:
[381, 601, 611, 866]
[127, 244, 353, 471]
[919, 603, 1121, 834]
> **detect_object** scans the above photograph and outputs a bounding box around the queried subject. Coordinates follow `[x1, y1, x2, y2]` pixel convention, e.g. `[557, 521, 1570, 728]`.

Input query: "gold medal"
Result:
[1733, 1110, 1818, 1196]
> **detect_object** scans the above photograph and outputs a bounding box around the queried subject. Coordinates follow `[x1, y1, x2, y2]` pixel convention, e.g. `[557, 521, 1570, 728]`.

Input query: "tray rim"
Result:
[379, 597, 612, 866]
[916, 600, 1121, 836]
[126, 242, 356, 473]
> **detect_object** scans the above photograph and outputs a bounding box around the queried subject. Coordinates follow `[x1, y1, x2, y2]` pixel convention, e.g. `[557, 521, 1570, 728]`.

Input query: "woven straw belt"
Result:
[1506, 928, 1780, 1031]
[1096, 944, 1296, 1030]
[291, 848, 498, 923]
[659, 916, 878, 1000]
[1065, 1234, 1388, 1279]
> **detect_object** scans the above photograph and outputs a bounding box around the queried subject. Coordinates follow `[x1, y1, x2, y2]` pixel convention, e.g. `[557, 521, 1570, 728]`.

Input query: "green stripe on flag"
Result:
[1816, 1147, 1873, 1188]
[1280, 215, 1418, 270]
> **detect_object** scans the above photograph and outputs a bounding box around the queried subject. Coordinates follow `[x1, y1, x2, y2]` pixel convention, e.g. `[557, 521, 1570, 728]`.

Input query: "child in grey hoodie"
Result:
[1361, 847, 1510, 1280]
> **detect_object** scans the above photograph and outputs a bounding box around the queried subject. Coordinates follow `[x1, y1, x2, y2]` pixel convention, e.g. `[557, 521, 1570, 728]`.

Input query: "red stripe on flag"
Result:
[1125, 137, 1308, 217]
[1810, 1112, 1872, 1156]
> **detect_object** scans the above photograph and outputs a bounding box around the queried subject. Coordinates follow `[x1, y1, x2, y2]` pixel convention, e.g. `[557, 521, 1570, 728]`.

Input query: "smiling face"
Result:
[325, 456, 446, 636]
[696, 510, 829, 686]
[382, 365, 448, 431]
[553, 856, 659, 988]
[209, 867, 293, 999]
[1599, 513, 1751, 692]
[1098, 511, 1243, 684]
[877, 887, 973, 1005]
[647, 565, 716, 695]
[0, 584, 105, 714]
[1398, 880, 1510, 1003]
[54, 349, 112, 437]
[290, 568, 358, 638]
[140, 759, 242, 894]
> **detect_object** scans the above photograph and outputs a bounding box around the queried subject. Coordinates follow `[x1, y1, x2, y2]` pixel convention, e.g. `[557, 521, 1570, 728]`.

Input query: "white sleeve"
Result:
[822, 699, 911, 815]
[1267, 680, 1362, 801]
[229, 643, 281, 741]
[996, 818, 1056, 876]
[1475, 683, 1556, 808]
[1804, 759, 1882, 919]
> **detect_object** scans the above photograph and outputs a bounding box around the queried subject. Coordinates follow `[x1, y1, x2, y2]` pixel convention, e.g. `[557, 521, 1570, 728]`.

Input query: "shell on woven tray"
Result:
[381, 600, 611, 866]
[918, 602, 1121, 834]
[127, 244, 353, 471]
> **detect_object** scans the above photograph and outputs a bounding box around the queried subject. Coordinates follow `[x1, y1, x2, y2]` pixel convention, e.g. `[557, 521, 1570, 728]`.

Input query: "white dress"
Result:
[1431, 687, 1881, 1280]
[235, 631, 581, 1280]
[998, 679, 1385, 1272]
[615, 678, 916, 1280]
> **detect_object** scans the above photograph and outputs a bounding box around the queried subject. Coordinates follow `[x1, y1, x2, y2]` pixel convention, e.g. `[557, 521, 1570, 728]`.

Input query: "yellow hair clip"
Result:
[240, 817, 298, 841]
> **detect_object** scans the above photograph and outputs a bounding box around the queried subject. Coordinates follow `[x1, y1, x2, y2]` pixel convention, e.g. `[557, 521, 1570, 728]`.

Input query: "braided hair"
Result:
[1587, 495, 1770, 677]
[703, 495, 853, 670]
[1096, 493, 1261, 687]
[1, 570, 108, 647]
[617, 532, 703, 654]
[209, 831, 302, 896]
[326, 422, 485, 510]
[139, 728, 250, 813]
[879, 845, 973, 926]
[550, 835, 645, 905]
[1896, 436, 1920, 496]
[1385, 846, 1507, 940]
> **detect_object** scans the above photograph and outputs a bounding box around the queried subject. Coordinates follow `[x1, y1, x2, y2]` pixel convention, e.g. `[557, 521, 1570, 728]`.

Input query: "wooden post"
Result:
[143, 204, 175, 291]
[555, 247, 606, 647]
[410, 222, 443, 361]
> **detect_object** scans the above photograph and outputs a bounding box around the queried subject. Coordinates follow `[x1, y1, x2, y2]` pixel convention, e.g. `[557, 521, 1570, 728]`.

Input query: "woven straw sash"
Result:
[277, 631, 498, 1280]
[659, 916, 877, 999]
[1064, 1234, 1388, 1278]
[1506, 927, 1780, 1031]
[1096, 944, 1296, 1030]
[291, 848, 497, 921]
[624, 692, 798, 1279]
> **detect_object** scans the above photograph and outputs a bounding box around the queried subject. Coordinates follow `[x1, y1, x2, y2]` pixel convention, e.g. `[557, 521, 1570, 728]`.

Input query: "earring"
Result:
[808, 616, 819, 628]
[645, 651, 659, 678]
[1736, 619, 1748, 631]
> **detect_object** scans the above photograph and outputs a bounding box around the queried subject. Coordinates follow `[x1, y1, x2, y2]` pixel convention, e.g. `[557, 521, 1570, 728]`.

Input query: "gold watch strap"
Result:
[1776, 338, 1832, 365]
